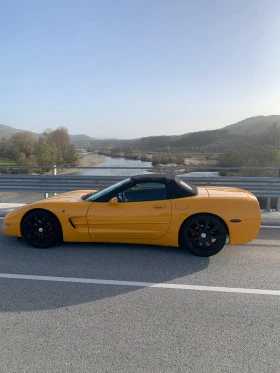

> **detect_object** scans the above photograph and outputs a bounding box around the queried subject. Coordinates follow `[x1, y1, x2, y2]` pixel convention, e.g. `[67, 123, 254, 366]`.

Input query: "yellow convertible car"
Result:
[2, 174, 261, 256]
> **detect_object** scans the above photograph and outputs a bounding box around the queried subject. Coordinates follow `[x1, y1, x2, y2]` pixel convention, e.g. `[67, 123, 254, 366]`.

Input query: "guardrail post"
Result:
[44, 165, 57, 198]
[278, 168, 280, 210]
[266, 197, 271, 210]
[53, 165, 57, 196]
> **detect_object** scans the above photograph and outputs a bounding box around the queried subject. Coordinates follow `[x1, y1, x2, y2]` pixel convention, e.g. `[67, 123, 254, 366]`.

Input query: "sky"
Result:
[0, 0, 280, 139]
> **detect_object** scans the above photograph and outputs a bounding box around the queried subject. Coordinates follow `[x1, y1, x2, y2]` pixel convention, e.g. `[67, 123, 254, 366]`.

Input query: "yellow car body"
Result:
[2, 174, 261, 256]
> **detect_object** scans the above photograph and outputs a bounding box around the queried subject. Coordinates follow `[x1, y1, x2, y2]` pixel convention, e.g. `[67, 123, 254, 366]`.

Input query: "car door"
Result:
[87, 182, 172, 241]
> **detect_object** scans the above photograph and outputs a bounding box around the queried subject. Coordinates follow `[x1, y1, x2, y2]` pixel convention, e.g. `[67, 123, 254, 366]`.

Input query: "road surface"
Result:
[0, 224, 280, 373]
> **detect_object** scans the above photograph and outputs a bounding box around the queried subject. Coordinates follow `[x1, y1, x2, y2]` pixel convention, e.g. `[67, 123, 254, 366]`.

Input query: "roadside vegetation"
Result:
[218, 124, 280, 177]
[0, 127, 79, 173]
[1, 119, 280, 175]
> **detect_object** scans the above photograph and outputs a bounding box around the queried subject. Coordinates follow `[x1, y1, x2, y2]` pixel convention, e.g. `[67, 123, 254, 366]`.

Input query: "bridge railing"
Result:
[0, 165, 279, 210]
[0, 173, 278, 195]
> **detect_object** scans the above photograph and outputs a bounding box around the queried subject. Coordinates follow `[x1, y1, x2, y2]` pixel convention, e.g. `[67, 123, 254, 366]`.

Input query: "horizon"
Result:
[1, 1, 280, 139]
[1, 114, 280, 140]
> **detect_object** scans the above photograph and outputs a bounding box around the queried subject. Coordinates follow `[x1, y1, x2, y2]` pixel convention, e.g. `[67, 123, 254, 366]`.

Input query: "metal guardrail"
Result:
[0, 172, 278, 196]
[0, 165, 279, 209]
[0, 174, 124, 192]
[1, 164, 280, 172]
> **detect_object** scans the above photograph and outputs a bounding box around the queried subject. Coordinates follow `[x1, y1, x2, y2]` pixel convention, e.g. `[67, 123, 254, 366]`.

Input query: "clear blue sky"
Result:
[0, 0, 280, 139]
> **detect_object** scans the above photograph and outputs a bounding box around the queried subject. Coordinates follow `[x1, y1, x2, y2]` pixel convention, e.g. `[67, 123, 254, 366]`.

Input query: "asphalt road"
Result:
[0, 224, 280, 373]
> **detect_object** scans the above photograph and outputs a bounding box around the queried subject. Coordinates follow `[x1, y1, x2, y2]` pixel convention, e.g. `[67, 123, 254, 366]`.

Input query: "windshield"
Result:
[179, 180, 194, 192]
[85, 179, 130, 201]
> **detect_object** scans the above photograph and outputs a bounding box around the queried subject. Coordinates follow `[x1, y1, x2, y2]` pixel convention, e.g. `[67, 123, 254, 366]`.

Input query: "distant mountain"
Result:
[1, 115, 280, 152]
[86, 115, 280, 152]
[0, 124, 111, 145]
[224, 115, 280, 136]
[69, 134, 93, 142]
[0, 124, 26, 137]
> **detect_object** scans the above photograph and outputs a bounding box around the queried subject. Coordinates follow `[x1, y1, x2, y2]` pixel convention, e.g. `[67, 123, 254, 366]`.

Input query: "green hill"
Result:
[1, 115, 280, 152]
[87, 115, 280, 151]
[224, 115, 280, 136]
[0, 124, 25, 137]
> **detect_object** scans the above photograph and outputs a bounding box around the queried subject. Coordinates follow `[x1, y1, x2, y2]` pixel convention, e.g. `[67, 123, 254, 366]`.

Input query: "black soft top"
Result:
[131, 174, 198, 198]
[86, 173, 198, 202]
[131, 173, 176, 182]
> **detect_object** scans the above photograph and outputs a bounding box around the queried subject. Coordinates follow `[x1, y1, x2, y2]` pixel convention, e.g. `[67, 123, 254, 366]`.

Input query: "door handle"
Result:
[153, 205, 166, 209]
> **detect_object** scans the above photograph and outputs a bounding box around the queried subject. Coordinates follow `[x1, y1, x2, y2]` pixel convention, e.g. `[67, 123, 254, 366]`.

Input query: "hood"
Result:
[33, 190, 96, 204]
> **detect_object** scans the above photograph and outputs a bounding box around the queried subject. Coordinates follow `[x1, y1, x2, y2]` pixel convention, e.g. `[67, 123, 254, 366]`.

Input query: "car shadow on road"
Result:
[0, 237, 210, 312]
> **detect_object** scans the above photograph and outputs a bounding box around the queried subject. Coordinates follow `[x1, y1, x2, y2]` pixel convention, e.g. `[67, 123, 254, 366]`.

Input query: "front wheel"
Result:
[21, 210, 62, 248]
[180, 214, 227, 256]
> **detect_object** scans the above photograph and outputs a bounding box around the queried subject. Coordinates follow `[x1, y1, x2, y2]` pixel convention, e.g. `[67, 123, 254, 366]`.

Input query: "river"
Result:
[78, 156, 220, 177]
[78, 156, 153, 176]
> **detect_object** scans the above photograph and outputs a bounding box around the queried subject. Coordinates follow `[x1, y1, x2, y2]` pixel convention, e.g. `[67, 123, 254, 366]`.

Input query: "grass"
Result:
[0, 157, 17, 166]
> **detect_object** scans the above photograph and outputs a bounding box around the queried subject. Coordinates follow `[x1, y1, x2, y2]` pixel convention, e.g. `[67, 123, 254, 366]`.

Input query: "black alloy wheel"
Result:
[21, 210, 62, 248]
[181, 214, 227, 256]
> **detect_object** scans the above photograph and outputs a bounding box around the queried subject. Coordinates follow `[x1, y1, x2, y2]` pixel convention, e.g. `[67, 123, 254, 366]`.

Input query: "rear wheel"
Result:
[180, 214, 227, 256]
[21, 210, 61, 248]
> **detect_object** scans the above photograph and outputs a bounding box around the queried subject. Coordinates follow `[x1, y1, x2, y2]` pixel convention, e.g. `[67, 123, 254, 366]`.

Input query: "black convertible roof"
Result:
[130, 173, 198, 197]
[131, 174, 176, 182]
[86, 173, 198, 202]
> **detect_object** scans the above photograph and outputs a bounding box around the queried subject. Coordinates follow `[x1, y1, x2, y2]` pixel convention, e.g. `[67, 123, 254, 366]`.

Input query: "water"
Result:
[78, 156, 220, 178]
[78, 156, 153, 176]
[181, 171, 220, 177]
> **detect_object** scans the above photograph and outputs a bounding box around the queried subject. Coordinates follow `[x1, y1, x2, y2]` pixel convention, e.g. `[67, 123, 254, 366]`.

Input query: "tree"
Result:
[8, 132, 38, 159]
[245, 145, 280, 166]
[62, 144, 79, 166]
[42, 127, 79, 165]
[45, 127, 70, 150]
[218, 148, 246, 168]
[34, 141, 58, 166]
[259, 122, 280, 148]
[0, 137, 10, 158]
[242, 145, 280, 176]
[17, 153, 37, 174]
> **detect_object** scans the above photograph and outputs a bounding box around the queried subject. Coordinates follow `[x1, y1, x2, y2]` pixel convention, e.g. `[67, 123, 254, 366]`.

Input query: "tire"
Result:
[180, 214, 227, 257]
[21, 210, 62, 248]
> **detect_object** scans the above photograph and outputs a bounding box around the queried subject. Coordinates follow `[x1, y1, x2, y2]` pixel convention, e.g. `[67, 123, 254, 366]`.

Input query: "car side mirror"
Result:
[109, 197, 118, 205]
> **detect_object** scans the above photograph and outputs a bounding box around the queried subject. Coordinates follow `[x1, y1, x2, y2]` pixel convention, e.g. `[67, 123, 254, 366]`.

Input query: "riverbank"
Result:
[78, 153, 106, 167]
[56, 153, 106, 175]
[98, 150, 219, 168]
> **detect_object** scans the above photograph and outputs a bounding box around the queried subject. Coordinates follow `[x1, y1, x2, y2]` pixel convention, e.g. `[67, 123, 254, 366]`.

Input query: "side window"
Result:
[117, 182, 167, 202]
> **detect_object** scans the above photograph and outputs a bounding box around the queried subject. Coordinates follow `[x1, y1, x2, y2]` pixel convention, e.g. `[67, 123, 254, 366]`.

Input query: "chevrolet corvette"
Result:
[2, 174, 261, 256]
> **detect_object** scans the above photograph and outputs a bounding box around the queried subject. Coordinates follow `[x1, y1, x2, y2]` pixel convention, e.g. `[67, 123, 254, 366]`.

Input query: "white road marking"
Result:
[0, 273, 280, 296]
